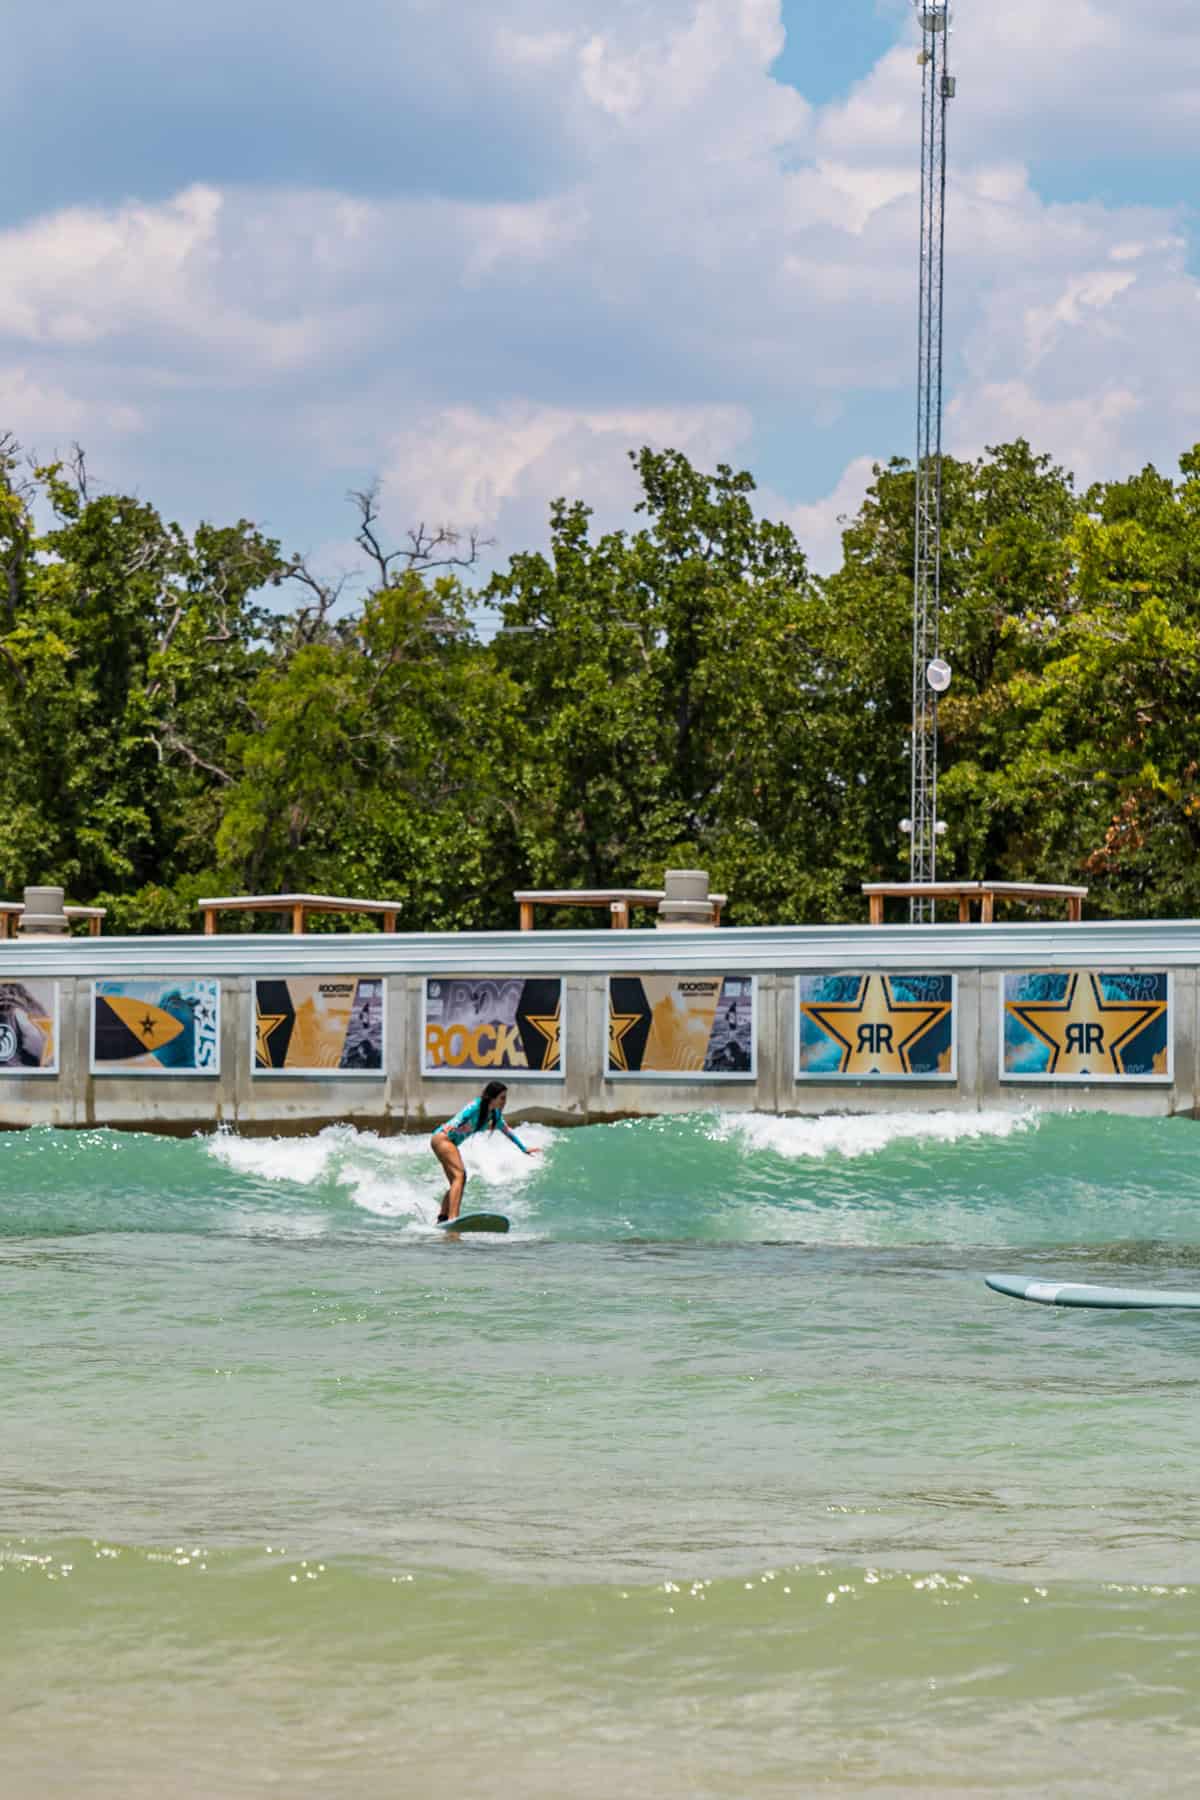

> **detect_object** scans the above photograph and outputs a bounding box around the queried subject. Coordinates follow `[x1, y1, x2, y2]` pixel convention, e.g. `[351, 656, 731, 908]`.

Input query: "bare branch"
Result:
[148, 724, 233, 785]
[284, 557, 349, 646]
[68, 443, 90, 503]
[349, 484, 493, 587]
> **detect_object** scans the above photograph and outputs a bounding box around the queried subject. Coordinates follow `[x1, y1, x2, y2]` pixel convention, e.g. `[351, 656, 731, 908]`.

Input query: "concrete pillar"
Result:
[18, 886, 67, 937]
[656, 869, 716, 930]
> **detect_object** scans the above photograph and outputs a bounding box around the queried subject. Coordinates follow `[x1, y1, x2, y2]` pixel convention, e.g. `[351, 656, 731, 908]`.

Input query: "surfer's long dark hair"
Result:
[478, 1079, 507, 1132]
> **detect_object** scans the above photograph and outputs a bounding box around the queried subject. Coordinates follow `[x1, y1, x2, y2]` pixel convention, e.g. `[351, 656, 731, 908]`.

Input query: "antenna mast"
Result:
[909, 1, 955, 920]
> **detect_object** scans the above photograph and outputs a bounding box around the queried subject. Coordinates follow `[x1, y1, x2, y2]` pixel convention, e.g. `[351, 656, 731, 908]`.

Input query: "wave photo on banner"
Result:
[423, 977, 562, 1077]
[92, 979, 220, 1075]
[607, 975, 754, 1077]
[254, 978, 384, 1075]
[0, 978, 58, 1074]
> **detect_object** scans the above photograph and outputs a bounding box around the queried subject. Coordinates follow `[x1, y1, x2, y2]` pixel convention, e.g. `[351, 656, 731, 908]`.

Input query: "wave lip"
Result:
[714, 1108, 1035, 1162]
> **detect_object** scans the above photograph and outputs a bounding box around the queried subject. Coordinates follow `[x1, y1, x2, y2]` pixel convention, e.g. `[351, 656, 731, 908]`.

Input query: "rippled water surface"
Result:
[4, 1110, 1200, 1795]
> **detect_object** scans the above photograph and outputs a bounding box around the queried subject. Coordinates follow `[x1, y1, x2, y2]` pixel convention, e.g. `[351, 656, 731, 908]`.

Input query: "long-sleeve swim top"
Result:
[437, 1097, 531, 1152]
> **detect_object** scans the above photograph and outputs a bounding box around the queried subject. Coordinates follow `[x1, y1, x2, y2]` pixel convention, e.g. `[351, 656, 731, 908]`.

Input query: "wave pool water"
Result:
[3, 1110, 1200, 1795]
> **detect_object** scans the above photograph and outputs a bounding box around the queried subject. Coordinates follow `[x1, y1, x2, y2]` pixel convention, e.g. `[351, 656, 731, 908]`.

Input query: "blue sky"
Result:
[3, 0, 1198, 585]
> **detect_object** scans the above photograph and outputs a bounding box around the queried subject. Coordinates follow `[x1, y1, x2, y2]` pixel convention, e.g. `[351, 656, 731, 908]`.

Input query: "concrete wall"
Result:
[1, 921, 1197, 1133]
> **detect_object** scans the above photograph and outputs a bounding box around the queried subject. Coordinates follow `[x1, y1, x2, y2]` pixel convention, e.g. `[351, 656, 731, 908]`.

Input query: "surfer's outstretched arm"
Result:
[499, 1117, 539, 1155]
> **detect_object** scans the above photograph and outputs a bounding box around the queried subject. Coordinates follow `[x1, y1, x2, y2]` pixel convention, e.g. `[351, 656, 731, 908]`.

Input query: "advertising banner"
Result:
[254, 977, 384, 1075]
[92, 978, 220, 1075]
[1002, 970, 1170, 1082]
[0, 979, 59, 1074]
[607, 975, 755, 1078]
[796, 972, 955, 1080]
[423, 977, 563, 1078]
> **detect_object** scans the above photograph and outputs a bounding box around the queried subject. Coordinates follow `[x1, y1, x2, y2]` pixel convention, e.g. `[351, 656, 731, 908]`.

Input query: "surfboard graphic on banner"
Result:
[254, 977, 384, 1075]
[607, 975, 754, 1078]
[92, 979, 220, 1074]
[0, 979, 58, 1074]
[796, 972, 955, 1080]
[1002, 970, 1170, 1081]
[423, 977, 563, 1077]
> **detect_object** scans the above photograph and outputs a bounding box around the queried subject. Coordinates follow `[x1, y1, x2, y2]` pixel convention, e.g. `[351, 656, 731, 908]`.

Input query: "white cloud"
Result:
[0, 0, 1197, 574]
[380, 402, 753, 555]
[0, 367, 143, 443]
[765, 455, 879, 575]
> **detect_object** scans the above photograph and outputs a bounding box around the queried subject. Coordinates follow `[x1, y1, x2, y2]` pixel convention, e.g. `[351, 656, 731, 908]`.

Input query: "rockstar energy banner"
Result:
[607, 975, 755, 1078]
[92, 978, 220, 1075]
[423, 977, 562, 1078]
[1002, 971, 1170, 1082]
[0, 979, 58, 1074]
[796, 972, 955, 1081]
[255, 977, 384, 1075]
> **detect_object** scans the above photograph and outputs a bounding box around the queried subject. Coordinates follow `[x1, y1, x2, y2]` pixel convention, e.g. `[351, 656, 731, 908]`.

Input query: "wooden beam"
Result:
[292, 903, 306, 935]
[519, 901, 535, 932]
[203, 908, 216, 936]
[383, 911, 398, 933]
[958, 893, 971, 923]
[869, 893, 884, 926]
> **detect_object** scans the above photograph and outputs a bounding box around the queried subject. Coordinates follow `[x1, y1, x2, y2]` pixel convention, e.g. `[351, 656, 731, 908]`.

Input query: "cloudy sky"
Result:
[4, 0, 1198, 583]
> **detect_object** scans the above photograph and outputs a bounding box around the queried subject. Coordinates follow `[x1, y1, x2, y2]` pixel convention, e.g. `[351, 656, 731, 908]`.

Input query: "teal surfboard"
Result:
[986, 1273, 1200, 1310]
[437, 1212, 510, 1235]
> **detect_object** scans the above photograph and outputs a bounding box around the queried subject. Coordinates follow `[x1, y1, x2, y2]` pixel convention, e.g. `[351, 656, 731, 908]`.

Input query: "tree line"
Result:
[2, 430, 1199, 931]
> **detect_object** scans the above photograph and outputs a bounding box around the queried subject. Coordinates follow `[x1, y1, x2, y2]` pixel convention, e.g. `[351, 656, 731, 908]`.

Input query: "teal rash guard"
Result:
[437, 1097, 531, 1152]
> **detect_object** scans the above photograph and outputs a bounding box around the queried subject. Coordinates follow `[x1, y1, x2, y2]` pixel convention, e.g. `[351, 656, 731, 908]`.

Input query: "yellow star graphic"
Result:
[1006, 973, 1167, 1077]
[523, 1007, 561, 1073]
[608, 1010, 644, 1073]
[255, 1012, 288, 1068]
[800, 975, 952, 1077]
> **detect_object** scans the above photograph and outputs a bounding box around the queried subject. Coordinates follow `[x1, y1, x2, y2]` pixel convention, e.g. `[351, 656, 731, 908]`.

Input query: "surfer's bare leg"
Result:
[431, 1133, 467, 1221]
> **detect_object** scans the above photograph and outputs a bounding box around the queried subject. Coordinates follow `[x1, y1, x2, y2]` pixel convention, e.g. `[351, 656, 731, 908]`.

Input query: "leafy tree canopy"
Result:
[3, 431, 1200, 928]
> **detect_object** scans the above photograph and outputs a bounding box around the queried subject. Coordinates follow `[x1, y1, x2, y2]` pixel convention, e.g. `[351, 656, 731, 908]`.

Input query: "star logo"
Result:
[800, 974, 952, 1077]
[523, 1006, 561, 1072]
[608, 1009, 643, 1073]
[1005, 972, 1167, 1077]
[255, 1012, 289, 1068]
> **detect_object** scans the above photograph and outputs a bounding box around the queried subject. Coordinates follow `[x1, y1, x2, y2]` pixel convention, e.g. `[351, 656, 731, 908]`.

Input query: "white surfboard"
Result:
[986, 1273, 1200, 1310]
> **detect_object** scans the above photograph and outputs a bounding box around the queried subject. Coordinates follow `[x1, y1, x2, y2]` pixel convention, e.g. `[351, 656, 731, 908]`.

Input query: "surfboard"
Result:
[986, 1272, 1200, 1310]
[437, 1212, 510, 1235]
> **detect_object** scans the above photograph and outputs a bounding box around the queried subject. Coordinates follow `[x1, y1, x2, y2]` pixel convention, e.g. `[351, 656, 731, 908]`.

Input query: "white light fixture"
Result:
[926, 657, 952, 693]
[900, 818, 913, 834]
[934, 820, 948, 837]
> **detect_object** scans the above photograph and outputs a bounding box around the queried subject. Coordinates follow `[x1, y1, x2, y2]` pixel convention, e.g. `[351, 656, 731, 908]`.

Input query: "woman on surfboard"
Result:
[431, 1080, 539, 1222]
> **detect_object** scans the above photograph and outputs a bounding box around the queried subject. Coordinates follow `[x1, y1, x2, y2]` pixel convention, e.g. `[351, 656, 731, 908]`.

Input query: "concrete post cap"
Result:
[18, 885, 68, 938]
[658, 868, 715, 928]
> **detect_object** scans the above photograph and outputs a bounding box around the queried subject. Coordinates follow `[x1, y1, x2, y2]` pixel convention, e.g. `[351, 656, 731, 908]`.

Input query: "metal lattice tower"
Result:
[909, 1, 955, 920]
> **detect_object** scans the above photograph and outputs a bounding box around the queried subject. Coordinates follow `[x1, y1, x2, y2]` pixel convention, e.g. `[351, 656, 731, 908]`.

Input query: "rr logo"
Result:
[856, 1024, 895, 1054]
[1065, 1022, 1104, 1054]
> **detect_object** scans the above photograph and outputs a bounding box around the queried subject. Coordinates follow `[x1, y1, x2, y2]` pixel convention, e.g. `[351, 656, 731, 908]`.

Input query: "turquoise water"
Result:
[4, 1110, 1200, 1795]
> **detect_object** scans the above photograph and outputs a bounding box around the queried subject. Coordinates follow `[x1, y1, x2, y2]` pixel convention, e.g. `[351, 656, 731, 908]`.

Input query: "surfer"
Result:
[431, 1080, 540, 1222]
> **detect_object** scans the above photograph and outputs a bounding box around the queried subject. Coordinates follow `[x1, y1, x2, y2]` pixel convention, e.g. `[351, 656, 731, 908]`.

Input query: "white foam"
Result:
[204, 1122, 553, 1228]
[714, 1109, 1035, 1162]
[206, 1130, 345, 1185]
